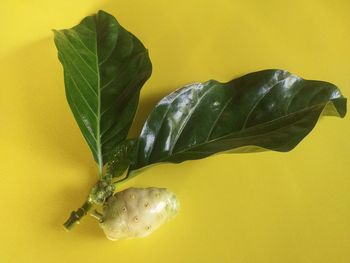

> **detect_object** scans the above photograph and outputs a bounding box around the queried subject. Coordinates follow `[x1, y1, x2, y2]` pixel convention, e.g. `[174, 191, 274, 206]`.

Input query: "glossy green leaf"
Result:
[129, 69, 346, 173]
[107, 139, 137, 178]
[53, 10, 152, 172]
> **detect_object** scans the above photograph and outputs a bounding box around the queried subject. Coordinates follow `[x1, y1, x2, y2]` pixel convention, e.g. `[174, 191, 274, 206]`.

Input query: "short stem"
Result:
[98, 163, 103, 179]
[63, 201, 93, 230]
[114, 170, 131, 185]
[90, 210, 104, 222]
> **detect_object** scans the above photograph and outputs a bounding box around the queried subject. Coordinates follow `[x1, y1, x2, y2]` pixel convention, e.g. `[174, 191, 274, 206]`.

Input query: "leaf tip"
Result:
[52, 29, 63, 38]
[97, 9, 111, 18]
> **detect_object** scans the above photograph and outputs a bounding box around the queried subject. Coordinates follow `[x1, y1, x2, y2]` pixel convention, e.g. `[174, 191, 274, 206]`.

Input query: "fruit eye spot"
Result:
[144, 202, 150, 208]
[122, 207, 127, 212]
[146, 225, 151, 230]
[133, 216, 139, 223]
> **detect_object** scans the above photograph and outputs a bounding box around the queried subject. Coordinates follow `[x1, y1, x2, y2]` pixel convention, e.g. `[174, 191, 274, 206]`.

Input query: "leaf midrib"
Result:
[147, 101, 335, 165]
[94, 15, 103, 174]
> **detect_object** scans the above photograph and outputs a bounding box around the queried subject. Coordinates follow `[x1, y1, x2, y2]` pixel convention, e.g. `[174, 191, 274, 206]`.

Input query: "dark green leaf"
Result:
[129, 69, 346, 173]
[53, 10, 152, 171]
[107, 139, 137, 178]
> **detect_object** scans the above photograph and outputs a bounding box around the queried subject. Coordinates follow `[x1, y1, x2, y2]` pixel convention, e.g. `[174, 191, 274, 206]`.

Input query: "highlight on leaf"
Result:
[126, 69, 346, 175]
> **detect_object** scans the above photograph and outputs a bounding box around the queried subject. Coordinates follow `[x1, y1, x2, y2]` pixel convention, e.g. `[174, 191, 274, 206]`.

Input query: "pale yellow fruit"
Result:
[100, 187, 179, 240]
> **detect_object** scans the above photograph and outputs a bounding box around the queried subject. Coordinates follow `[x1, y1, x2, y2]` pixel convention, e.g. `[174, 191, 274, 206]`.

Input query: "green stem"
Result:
[63, 177, 117, 230]
[98, 161, 103, 179]
[63, 165, 132, 230]
[114, 170, 132, 185]
[63, 201, 93, 230]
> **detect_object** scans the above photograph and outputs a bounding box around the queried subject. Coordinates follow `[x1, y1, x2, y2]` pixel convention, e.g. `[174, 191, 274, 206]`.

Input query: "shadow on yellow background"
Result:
[0, 37, 102, 238]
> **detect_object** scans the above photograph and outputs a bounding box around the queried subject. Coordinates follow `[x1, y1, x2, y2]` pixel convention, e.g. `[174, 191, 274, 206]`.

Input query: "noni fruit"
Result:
[100, 187, 179, 240]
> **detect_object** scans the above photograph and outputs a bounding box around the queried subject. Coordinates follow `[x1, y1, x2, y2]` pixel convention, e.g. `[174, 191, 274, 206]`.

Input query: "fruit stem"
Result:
[63, 200, 93, 230]
[90, 210, 104, 222]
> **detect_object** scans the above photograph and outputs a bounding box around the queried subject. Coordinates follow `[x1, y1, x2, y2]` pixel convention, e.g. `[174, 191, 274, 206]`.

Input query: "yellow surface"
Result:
[1, 0, 350, 262]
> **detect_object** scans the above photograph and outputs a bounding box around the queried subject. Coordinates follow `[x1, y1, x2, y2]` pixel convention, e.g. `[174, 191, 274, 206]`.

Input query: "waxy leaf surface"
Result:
[130, 69, 346, 173]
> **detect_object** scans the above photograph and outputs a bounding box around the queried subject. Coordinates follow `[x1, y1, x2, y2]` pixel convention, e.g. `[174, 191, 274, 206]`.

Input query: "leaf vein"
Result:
[206, 96, 234, 140]
[68, 75, 98, 118]
[170, 86, 214, 154]
[60, 31, 98, 74]
[241, 79, 283, 129]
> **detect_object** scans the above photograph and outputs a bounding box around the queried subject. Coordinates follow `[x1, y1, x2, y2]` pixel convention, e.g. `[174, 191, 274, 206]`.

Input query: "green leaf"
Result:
[107, 139, 137, 178]
[129, 69, 346, 173]
[53, 10, 152, 173]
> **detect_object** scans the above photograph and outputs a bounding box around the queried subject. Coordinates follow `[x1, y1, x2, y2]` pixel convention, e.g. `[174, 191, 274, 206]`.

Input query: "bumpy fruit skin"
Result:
[100, 187, 179, 240]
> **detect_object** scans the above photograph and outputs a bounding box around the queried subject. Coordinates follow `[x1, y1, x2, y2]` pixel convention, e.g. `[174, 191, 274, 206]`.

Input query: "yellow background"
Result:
[1, 0, 349, 262]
